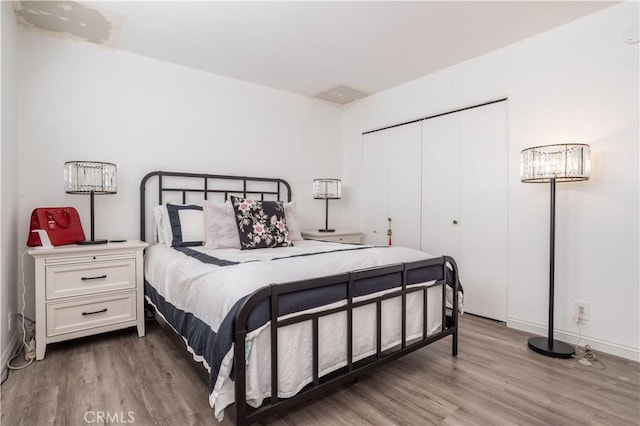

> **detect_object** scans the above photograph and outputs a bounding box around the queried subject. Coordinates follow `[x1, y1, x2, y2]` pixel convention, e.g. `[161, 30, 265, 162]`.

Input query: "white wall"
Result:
[12, 2, 639, 361]
[17, 27, 343, 319]
[1, 1, 20, 372]
[343, 2, 639, 360]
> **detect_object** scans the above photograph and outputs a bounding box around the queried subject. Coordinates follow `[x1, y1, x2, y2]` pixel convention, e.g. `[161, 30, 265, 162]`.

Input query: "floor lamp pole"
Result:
[548, 177, 556, 346]
[527, 177, 574, 358]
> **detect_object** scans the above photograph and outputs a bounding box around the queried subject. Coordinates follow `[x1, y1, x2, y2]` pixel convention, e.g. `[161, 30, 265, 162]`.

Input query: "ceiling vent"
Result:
[313, 85, 369, 105]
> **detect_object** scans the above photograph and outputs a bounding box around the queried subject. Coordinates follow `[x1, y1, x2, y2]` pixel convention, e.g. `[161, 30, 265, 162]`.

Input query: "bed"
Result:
[140, 171, 461, 425]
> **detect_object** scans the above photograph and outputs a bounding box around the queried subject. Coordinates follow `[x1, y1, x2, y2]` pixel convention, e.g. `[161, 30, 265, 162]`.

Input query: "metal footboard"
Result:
[232, 256, 460, 425]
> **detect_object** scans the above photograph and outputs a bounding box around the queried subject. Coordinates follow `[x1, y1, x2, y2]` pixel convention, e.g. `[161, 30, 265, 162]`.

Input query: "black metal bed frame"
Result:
[140, 170, 460, 426]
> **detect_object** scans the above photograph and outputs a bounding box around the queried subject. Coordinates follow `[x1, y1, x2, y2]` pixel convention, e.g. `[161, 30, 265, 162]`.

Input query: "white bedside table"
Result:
[29, 240, 148, 360]
[301, 230, 363, 244]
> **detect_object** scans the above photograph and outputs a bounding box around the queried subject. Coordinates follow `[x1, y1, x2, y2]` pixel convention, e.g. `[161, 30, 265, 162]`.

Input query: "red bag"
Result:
[27, 207, 86, 247]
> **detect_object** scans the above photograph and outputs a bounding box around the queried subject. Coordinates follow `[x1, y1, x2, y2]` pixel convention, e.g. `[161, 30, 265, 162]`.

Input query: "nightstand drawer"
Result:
[321, 235, 359, 243]
[301, 231, 363, 244]
[46, 291, 136, 337]
[46, 260, 135, 300]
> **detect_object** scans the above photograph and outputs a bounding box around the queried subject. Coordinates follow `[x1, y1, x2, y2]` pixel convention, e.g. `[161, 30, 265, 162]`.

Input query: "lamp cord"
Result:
[6, 249, 35, 376]
[573, 320, 606, 369]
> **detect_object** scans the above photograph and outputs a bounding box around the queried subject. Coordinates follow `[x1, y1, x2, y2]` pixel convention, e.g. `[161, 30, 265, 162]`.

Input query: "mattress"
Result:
[144, 240, 461, 420]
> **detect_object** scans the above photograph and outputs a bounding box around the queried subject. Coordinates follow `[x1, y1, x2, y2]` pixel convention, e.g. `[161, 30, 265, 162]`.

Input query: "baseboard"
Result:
[507, 319, 640, 362]
[1, 330, 20, 382]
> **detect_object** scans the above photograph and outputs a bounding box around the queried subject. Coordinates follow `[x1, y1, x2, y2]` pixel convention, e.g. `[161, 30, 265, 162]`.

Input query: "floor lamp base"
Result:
[528, 336, 575, 359]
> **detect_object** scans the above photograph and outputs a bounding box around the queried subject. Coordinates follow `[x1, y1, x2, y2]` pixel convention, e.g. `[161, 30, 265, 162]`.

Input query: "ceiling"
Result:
[13, 1, 618, 105]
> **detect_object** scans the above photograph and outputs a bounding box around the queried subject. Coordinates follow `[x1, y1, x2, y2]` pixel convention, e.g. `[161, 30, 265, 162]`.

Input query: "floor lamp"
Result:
[520, 143, 590, 358]
[64, 161, 118, 244]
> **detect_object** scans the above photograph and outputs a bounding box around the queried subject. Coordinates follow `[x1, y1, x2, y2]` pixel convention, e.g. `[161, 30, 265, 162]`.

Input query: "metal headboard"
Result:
[139, 171, 292, 242]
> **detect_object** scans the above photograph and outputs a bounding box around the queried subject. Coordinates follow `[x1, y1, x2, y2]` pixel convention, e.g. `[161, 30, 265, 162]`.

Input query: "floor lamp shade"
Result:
[64, 161, 117, 244]
[313, 178, 341, 232]
[521, 144, 590, 182]
[520, 144, 590, 358]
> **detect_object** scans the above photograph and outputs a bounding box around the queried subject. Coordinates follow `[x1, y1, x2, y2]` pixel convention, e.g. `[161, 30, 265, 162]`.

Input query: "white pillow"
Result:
[155, 200, 298, 247]
[284, 202, 303, 241]
[153, 205, 169, 245]
[165, 203, 205, 247]
[203, 201, 241, 249]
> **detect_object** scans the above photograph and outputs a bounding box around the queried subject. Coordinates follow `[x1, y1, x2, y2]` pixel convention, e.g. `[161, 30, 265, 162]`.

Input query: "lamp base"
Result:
[528, 336, 574, 359]
[318, 229, 335, 233]
[77, 239, 109, 245]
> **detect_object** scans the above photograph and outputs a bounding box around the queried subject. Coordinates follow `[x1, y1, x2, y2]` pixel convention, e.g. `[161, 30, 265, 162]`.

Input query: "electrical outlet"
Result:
[574, 300, 591, 321]
[7, 311, 11, 332]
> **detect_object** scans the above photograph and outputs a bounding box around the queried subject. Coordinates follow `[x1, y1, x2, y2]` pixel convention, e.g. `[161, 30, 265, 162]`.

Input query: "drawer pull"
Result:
[81, 275, 107, 281]
[81, 308, 108, 316]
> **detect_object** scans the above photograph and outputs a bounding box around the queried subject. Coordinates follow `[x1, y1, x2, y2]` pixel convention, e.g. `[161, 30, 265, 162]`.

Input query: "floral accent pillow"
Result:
[230, 196, 293, 250]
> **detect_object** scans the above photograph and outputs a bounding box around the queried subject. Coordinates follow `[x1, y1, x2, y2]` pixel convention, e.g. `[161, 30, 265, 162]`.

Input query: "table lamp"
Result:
[312, 178, 341, 232]
[64, 161, 117, 244]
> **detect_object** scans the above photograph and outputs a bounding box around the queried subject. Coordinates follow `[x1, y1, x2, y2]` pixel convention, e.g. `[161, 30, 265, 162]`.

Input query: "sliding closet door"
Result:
[363, 101, 507, 321]
[459, 102, 508, 321]
[362, 122, 421, 248]
[421, 112, 461, 259]
[387, 123, 422, 249]
[421, 101, 508, 321]
[361, 130, 389, 246]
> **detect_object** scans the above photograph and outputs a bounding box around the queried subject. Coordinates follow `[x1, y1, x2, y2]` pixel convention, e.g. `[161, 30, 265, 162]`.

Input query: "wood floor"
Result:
[2, 315, 638, 426]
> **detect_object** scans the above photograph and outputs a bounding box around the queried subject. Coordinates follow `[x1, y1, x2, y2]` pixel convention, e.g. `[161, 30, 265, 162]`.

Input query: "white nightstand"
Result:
[29, 240, 148, 360]
[301, 230, 363, 244]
